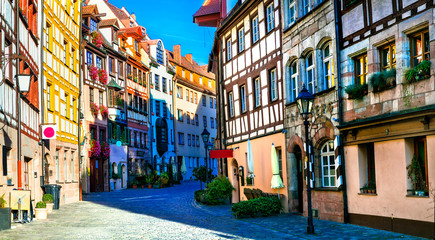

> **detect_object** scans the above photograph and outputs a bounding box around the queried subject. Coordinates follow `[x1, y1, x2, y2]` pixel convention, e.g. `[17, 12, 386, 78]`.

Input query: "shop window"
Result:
[358, 143, 376, 193]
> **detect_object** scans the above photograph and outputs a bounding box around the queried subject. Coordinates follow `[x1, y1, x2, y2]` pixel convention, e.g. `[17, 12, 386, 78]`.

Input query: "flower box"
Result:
[345, 83, 368, 100]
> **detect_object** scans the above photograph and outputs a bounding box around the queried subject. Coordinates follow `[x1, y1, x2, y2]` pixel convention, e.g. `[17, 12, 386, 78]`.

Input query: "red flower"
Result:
[98, 69, 108, 85]
[90, 140, 101, 158]
[100, 105, 108, 118]
[90, 103, 99, 118]
[91, 31, 104, 48]
[100, 141, 110, 159]
[88, 65, 99, 82]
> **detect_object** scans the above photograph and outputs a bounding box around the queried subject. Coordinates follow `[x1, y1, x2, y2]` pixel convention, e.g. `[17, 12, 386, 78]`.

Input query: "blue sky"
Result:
[108, 0, 238, 66]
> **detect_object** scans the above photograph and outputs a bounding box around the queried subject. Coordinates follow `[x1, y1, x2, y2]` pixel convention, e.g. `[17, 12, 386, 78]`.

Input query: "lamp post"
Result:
[296, 84, 315, 234]
[201, 128, 210, 185]
[1, 54, 29, 190]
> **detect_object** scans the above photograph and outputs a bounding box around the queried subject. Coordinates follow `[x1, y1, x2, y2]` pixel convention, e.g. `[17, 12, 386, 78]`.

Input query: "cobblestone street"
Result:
[0, 182, 425, 240]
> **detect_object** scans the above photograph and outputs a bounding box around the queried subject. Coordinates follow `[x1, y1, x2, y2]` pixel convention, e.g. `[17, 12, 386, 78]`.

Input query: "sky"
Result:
[107, 0, 239, 66]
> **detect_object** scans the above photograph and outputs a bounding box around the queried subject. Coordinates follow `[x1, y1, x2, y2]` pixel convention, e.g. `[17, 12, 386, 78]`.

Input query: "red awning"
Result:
[209, 149, 233, 159]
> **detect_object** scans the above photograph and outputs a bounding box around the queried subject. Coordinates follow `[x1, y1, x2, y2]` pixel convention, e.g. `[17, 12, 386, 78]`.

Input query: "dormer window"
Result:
[135, 40, 139, 53]
[130, 21, 133, 27]
[90, 18, 97, 32]
[157, 41, 164, 65]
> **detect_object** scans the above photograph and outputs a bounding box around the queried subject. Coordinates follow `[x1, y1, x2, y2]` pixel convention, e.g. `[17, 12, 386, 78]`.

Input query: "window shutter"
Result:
[108, 123, 112, 143]
[118, 163, 122, 179]
[109, 162, 112, 178]
[116, 125, 121, 140]
[125, 127, 130, 145]
[334, 136, 342, 187]
[2, 146, 7, 176]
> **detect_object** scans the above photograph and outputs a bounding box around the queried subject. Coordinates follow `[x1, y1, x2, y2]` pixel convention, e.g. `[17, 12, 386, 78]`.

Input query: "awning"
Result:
[209, 149, 233, 159]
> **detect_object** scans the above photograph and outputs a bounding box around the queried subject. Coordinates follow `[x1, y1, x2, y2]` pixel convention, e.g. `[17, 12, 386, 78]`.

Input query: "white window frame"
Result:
[290, 61, 298, 102]
[227, 39, 232, 61]
[270, 69, 278, 101]
[323, 43, 334, 90]
[306, 53, 315, 94]
[266, 3, 275, 32]
[252, 16, 259, 43]
[240, 85, 246, 113]
[228, 92, 234, 117]
[303, 0, 312, 15]
[238, 28, 245, 53]
[254, 77, 261, 107]
[286, 0, 296, 27]
[321, 141, 336, 187]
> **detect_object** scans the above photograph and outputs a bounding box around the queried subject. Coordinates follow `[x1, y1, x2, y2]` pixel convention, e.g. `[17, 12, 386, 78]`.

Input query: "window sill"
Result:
[313, 86, 336, 97]
[406, 194, 429, 198]
[358, 193, 377, 196]
[313, 187, 341, 192]
[56, 181, 64, 184]
[64, 181, 72, 184]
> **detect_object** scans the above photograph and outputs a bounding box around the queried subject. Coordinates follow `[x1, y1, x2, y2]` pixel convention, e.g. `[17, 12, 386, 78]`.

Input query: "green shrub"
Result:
[345, 83, 368, 100]
[194, 190, 206, 203]
[370, 69, 396, 93]
[42, 194, 53, 203]
[231, 196, 282, 218]
[192, 166, 214, 184]
[204, 176, 235, 205]
[405, 60, 431, 84]
[36, 201, 46, 209]
[0, 193, 7, 208]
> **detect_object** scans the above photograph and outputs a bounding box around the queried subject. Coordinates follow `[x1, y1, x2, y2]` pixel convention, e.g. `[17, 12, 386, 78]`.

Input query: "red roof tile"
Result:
[193, 0, 221, 17]
[99, 19, 118, 28]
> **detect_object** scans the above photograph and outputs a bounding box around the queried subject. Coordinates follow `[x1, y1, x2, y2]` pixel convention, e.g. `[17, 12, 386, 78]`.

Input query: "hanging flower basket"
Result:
[91, 31, 104, 48]
[100, 105, 108, 118]
[90, 102, 99, 118]
[88, 65, 99, 82]
[98, 69, 108, 85]
[90, 140, 101, 158]
[100, 141, 110, 159]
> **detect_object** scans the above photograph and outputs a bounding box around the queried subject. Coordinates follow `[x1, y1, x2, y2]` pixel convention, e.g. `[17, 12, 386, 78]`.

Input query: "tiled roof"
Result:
[167, 50, 214, 80]
[99, 19, 118, 28]
[83, 5, 98, 15]
[193, 0, 221, 17]
[118, 26, 143, 38]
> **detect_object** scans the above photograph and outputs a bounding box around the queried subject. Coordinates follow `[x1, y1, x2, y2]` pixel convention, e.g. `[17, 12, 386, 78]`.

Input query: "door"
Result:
[231, 159, 240, 203]
[294, 146, 303, 213]
[90, 158, 104, 192]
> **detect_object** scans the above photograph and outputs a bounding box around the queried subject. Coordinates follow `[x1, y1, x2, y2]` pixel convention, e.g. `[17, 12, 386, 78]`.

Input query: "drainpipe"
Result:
[334, 0, 349, 224]
[15, 0, 22, 190]
[218, 36, 227, 177]
[172, 75, 178, 179]
[39, 0, 46, 186]
[78, 2, 84, 199]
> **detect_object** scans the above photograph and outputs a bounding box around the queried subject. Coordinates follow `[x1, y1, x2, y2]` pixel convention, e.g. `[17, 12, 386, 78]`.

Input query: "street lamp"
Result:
[201, 128, 210, 184]
[296, 84, 315, 234]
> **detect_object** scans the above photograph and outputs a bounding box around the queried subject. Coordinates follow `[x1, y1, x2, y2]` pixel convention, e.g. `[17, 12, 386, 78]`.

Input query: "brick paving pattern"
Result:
[0, 181, 425, 240]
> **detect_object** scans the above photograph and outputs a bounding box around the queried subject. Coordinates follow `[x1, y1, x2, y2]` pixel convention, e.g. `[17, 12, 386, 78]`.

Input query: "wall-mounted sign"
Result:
[41, 124, 56, 139]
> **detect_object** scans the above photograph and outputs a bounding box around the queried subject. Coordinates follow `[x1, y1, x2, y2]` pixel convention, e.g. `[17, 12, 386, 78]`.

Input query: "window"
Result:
[182, 69, 185, 78]
[288, 61, 298, 102]
[90, 18, 97, 32]
[240, 85, 246, 113]
[162, 77, 167, 93]
[187, 134, 191, 146]
[190, 91, 194, 102]
[228, 92, 234, 117]
[413, 137, 428, 191]
[155, 101, 160, 117]
[64, 94, 69, 118]
[215, 119, 217, 129]
[210, 97, 213, 108]
[185, 89, 189, 101]
[202, 95, 206, 106]
[203, 116, 207, 127]
[187, 112, 191, 123]
[266, 3, 275, 32]
[191, 113, 195, 125]
[177, 86, 183, 98]
[89, 87, 94, 104]
[154, 74, 160, 91]
[196, 136, 200, 147]
[47, 84, 52, 110]
[195, 114, 199, 126]
[163, 102, 167, 118]
[322, 43, 334, 89]
[238, 28, 245, 53]
[208, 79, 212, 88]
[178, 132, 184, 145]
[63, 41, 67, 64]
[46, 23, 52, 51]
[270, 68, 278, 101]
[96, 56, 102, 69]
[252, 77, 261, 107]
[55, 150, 59, 181]
[70, 48, 75, 70]
[71, 152, 74, 181]
[109, 57, 114, 73]
[64, 151, 68, 181]
[354, 53, 367, 85]
[306, 53, 315, 93]
[226, 39, 232, 61]
[214, 98, 217, 109]
[380, 42, 396, 71]
[285, 0, 296, 26]
[194, 93, 198, 104]
[303, 0, 311, 14]
[134, 40, 139, 53]
[190, 73, 193, 81]
[252, 16, 259, 43]
[411, 30, 430, 67]
[210, 117, 214, 128]
[157, 41, 164, 65]
[199, 77, 203, 85]
[321, 141, 335, 187]
[177, 109, 183, 122]
[127, 65, 131, 78]
[118, 62, 123, 77]
[99, 91, 103, 106]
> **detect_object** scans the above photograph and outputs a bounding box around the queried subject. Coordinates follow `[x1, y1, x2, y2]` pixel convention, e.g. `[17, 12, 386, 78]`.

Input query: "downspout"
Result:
[218, 36, 227, 177]
[172, 75, 178, 179]
[78, 2, 84, 199]
[39, 0, 46, 186]
[15, 0, 22, 190]
[334, 0, 349, 224]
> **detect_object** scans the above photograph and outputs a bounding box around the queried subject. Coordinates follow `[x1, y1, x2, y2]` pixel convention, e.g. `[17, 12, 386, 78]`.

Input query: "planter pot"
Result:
[35, 208, 48, 220]
[132, 185, 137, 189]
[141, 185, 145, 189]
[0, 208, 11, 230]
[147, 184, 152, 189]
[46, 203, 54, 213]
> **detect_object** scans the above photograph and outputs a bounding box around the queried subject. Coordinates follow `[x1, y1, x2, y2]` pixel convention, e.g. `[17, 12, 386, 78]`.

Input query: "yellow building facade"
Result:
[42, 0, 81, 205]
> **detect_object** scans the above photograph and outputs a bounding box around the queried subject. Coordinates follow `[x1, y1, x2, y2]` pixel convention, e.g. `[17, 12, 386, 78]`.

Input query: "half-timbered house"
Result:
[338, 0, 434, 237]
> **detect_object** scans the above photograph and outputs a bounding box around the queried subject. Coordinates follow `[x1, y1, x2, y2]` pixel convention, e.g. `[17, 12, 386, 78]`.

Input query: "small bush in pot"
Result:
[345, 83, 368, 100]
[35, 201, 48, 220]
[204, 176, 234, 205]
[43, 194, 54, 213]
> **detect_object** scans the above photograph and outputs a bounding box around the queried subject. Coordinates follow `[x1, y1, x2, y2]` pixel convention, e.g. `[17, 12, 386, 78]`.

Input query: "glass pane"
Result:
[323, 167, 329, 175]
[330, 167, 335, 175]
[323, 177, 329, 186]
[324, 45, 330, 57]
[424, 32, 429, 53]
[356, 58, 361, 76]
[322, 157, 327, 166]
[329, 155, 335, 165]
[413, 35, 422, 57]
[382, 48, 389, 69]
[307, 54, 313, 66]
[330, 177, 335, 186]
[392, 45, 396, 65]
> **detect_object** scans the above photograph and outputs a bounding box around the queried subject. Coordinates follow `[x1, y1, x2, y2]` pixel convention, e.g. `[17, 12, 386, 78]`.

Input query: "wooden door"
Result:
[90, 158, 104, 192]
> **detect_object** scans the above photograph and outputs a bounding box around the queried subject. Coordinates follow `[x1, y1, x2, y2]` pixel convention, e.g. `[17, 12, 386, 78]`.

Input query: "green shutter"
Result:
[116, 125, 121, 140]
[108, 122, 112, 143]
[118, 163, 122, 180]
[125, 127, 130, 145]
[109, 162, 112, 178]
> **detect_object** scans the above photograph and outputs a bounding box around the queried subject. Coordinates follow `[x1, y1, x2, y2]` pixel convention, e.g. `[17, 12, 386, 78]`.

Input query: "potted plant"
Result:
[404, 60, 431, 84]
[131, 179, 138, 189]
[0, 193, 11, 230]
[406, 155, 427, 196]
[35, 201, 48, 220]
[7, 176, 12, 185]
[153, 178, 161, 189]
[345, 83, 368, 100]
[146, 175, 154, 189]
[161, 172, 169, 185]
[42, 194, 54, 213]
[360, 183, 369, 194]
[371, 69, 396, 93]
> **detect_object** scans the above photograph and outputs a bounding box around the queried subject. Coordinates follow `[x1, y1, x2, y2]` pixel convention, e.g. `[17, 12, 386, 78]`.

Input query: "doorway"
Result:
[90, 158, 104, 192]
[294, 145, 303, 213]
[231, 159, 240, 203]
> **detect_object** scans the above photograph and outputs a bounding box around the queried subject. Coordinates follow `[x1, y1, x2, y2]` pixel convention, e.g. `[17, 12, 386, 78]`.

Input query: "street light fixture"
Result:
[201, 128, 210, 184]
[296, 84, 315, 234]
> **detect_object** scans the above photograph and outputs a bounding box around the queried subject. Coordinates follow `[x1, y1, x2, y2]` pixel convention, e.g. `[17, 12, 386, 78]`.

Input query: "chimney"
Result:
[186, 54, 193, 64]
[131, 13, 136, 21]
[173, 45, 181, 64]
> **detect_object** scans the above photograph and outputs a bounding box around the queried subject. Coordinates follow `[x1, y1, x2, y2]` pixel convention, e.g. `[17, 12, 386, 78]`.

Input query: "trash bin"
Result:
[43, 184, 62, 210]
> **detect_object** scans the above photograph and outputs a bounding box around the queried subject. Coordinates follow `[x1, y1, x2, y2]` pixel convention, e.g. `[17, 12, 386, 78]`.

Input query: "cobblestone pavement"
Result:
[0, 181, 426, 240]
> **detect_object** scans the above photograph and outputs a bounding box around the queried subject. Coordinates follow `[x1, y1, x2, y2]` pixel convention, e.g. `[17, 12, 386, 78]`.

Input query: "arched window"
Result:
[286, 60, 298, 102]
[157, 41, 164, 65]
[322, 42, 334, 90]
[321, 140, 335, 187]
[305, 52, 315, 94]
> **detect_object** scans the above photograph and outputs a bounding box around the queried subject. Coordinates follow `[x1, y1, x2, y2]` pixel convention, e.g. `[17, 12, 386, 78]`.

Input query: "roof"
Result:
[99, 19, 119, 29]
[118, 26, 143, 38]
[104, 1, 131, 28]
[166, 50, 214, 80]
[83, 5, 98, 15]
[107, 78, 123, 91]
[193, 0, 221, 17]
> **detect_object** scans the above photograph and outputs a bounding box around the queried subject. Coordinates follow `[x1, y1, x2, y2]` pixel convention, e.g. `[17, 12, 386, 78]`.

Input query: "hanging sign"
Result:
[41, 124, 57, 140]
